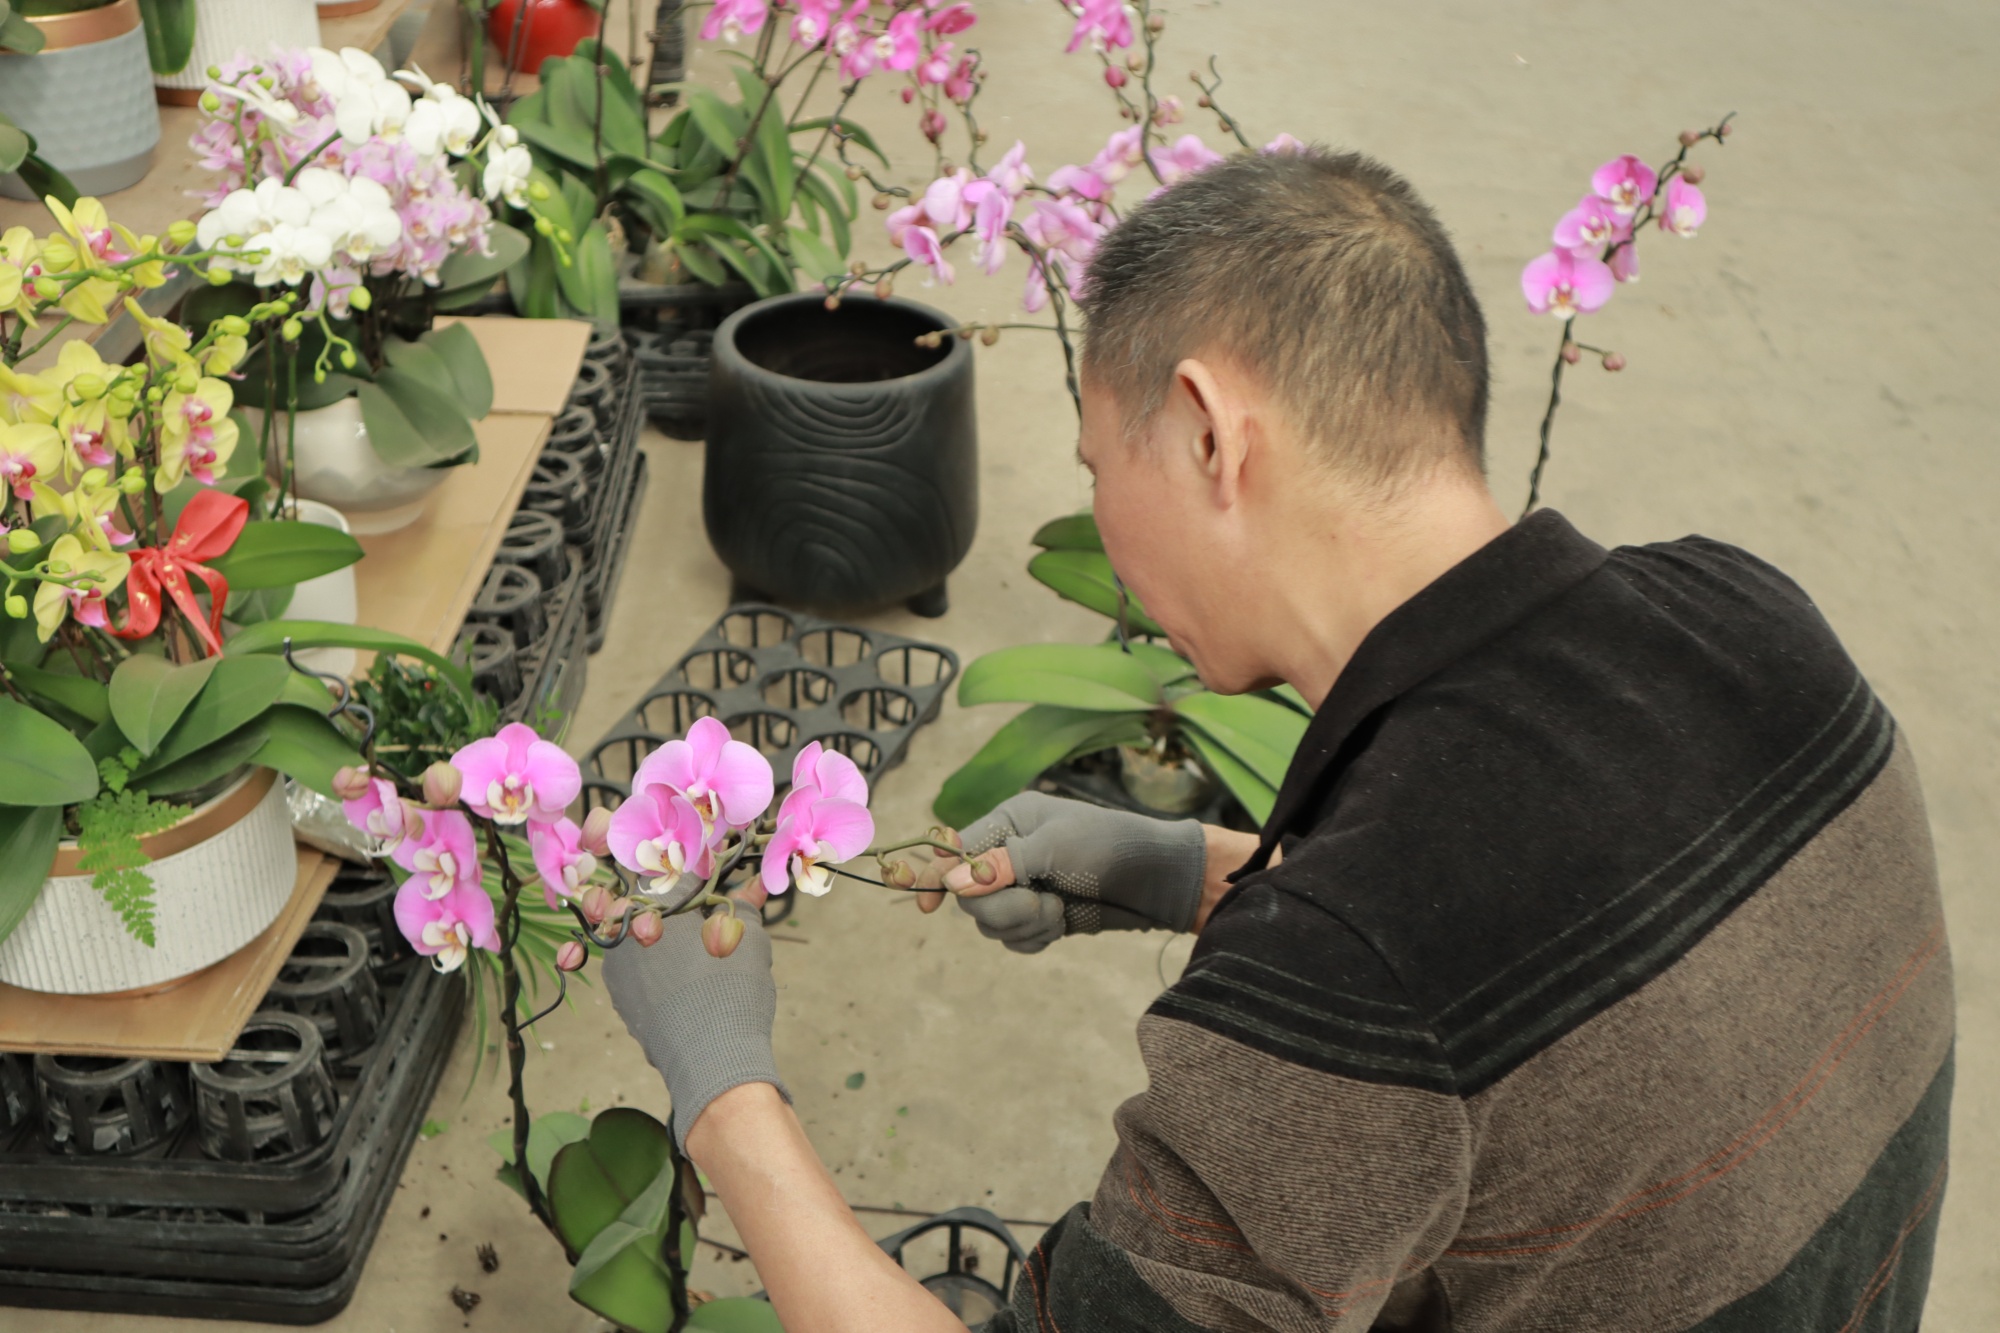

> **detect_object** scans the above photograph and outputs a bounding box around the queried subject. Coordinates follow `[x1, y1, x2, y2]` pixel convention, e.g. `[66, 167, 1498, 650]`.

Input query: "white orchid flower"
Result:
[483, 144, 534, 209]
[209, 79, 302, 128]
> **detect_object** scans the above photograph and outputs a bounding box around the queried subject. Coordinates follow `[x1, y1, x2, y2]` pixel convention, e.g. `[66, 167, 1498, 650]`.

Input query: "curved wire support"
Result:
[282, 636, 377, 751]
[520, 962, 571, 1029]
[563, 895, 635, 950]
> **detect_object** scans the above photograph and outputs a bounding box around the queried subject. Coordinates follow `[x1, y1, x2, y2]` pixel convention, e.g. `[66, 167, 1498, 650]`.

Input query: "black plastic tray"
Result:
[583, 604, 959, 804]
[585, 448, 649, 654]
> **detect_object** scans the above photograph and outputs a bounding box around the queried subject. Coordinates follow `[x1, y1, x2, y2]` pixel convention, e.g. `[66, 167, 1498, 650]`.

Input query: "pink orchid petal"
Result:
[709, 738, 776, 826]
[808, 797, 875, 861]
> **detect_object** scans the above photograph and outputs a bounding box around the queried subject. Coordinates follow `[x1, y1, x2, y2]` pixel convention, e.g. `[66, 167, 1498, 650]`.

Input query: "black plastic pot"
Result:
[704, 294, 978, 617]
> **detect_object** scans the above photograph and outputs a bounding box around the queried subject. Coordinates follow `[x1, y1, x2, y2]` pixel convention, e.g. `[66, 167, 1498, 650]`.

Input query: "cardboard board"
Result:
[437, 316, 594, 416]
[0, 848, 338, 1062]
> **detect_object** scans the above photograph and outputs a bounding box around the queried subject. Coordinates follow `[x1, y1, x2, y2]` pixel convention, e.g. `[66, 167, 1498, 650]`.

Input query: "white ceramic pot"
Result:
[0, 0, 160, 200]
[0, 770, 298, 996]
[153, 0, 321, 103]
[284, 499, 359, 678]
[257, 397, 451, 536]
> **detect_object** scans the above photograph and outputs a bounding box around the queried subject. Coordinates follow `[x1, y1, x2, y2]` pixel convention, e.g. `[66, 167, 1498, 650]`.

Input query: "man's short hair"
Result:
[1078, 147, 1490, 484]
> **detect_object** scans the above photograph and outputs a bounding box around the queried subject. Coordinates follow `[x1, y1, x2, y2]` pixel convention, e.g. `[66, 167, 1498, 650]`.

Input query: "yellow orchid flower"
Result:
[156, 377, 239, 491]
[56, 399, 134, 475]
[32, 533, 129, 644]
[203, 333, 248, 377]
[29, 476, 131, 554]
[0, 363, 60, 426]
[122, 297, 193, 369]
[0, 227, 45, 324]
[0, 260, 18, 312]
[0, 420, 63, 502]
[38, 199, 143, 324]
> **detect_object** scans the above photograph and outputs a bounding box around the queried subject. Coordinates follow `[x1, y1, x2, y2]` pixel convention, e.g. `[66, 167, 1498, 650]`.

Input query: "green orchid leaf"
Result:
[958, 642, 1166, 712]
[619, 166, 685, 238]
[790, 115, 889, 168]
[0, 804, 63, 949]
[1180, 726, 1279, 825]
[357, 374, 477, 468]
[136, 0, 196, 74]
[0, 5, 46, 54]
[1031, 511, 1104, 551]
[382, 336, 463, 408]
[489, 1110, 593, 1196]
[0, 119, 29, 174]
[249, 705, 364, 797]
[135, 720, 268, 798]
[547, 1108, 674, 1258]
[685, 88, 747, 163]
[1173, 691, 1309, 793]
[1121, 641, 1200, 688]
[132, 655, 288, 779]
[569, 1166, 678, 1333]
[1027, 548, 1166, 636]
[509, 231, 565, 319]
[564, 40, 649, 159]
[108, 655, 218, 757]
[785, 225, 843, 289]
[12, 145, 76, 212]
[934, 704, 1149, 828]
[688, 1298, 785, 1332]
[1261, 682, 1314, 717]
[205, 518, 362, 591]
[436, 220, 531, 298]
[512, 117, 598, 175]
[226, 620, 473, 696]
[672, 239, 729, 287]
[568, 219, 621, 333]
[0, 697, 99, 806]
[423, 322, 495, 419]
[9, 663, 108, 727]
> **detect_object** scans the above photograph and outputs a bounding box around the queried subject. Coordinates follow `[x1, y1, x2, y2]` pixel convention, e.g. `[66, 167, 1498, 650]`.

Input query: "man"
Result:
[604, 149, 1953, 1331]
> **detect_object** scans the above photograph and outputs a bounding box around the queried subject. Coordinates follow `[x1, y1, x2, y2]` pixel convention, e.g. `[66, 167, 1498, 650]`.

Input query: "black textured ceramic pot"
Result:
[704, 293, 977, 616]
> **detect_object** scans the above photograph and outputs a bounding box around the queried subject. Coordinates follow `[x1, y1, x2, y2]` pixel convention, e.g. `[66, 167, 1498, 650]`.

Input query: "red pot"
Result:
[487, 0, 600, 73]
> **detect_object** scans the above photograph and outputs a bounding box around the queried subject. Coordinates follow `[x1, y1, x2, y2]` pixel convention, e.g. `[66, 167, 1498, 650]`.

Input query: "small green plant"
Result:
[353, 655, 501, 783]
[72, 749, 188, 946]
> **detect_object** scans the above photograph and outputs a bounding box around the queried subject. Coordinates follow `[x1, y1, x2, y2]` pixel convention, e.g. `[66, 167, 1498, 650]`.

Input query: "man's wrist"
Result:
[1196, 825, 1268, 932]
[684, 1078, 789, 1166]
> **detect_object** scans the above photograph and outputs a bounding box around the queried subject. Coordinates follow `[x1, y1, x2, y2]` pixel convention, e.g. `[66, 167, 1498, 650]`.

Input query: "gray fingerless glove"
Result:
[954, 792, 1207, 954]
[601, 908, 789, 1149]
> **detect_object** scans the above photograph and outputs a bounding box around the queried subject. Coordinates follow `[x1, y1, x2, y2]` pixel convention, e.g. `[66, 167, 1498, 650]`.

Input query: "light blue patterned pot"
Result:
[0, 12, 161, 202]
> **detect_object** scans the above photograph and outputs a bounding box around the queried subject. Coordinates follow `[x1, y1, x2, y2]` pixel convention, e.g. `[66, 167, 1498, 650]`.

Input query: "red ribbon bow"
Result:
[108, 489, 247, 656]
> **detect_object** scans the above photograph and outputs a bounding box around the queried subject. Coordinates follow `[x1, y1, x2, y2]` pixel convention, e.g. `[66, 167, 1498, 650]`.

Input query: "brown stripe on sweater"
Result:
[1440, 736, 1952, 1331]
[1093, 1017, 1470, 1331]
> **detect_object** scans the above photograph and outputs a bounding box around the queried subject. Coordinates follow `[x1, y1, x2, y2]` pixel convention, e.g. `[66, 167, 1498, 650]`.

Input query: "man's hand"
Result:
[914, 792, 1209, 953]
[601, 899, 786, 1149]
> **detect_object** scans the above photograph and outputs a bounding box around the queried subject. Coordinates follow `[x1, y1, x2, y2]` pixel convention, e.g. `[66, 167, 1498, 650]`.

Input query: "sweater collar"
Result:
[1235, 509, 1609, 877]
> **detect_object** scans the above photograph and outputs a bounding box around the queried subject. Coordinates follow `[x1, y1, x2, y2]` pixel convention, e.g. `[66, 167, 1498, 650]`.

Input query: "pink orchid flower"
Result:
[1590, 154, 1658, 216]
[790, 0, 840, 47]
[1021, 197, 1103, 264]
[964, 180, 1014, 275]
[921, 170, 974, 231]
[884, 201, 924, 249]
[1262, 132, 1306, 155]
[1609, 242, 1640, 283]
[1521, 248, 1615, 317]
[917, 41, 955, 86]
[700, 0, 769, 43]
[529, 817, 599, 910]
[343, 775, 411, 847]
[790, 740, 870, 806]
[1023, 257, 1053, 313]
[1552, 194, 1632, 255]
[878, 8, 925, 72]
[903, 224, 956, 284]
[1659, 176, 1706, 237]
[943, 54, 978, 103]
[927, 2, 977, 35]
[1148, 134, 1224, 187]
[67, 422, 114, 470]
[608, 783, 714, 888]
[760, 786, 874, 897]
[450, 722, 581, 827]
[987, 141, 1033, 197]
[393, 877, 498, 973]
[1065, 0, 1134, 53]
[391, 808, 482, 902]
[1090, 125, 1146, 186]
[630, 716, 774, 840]
[1045, 163, 1108, 202]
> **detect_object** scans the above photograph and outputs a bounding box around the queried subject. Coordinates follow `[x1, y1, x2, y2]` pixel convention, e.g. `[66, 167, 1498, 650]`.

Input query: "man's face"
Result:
[1078, 376, 1265, 692]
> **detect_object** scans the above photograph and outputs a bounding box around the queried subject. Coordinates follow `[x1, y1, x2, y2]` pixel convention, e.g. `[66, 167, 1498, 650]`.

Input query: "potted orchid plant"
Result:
[175, 44, 535, 533]
[332, 714, 894, 1332]
[0, 191, 455, 996]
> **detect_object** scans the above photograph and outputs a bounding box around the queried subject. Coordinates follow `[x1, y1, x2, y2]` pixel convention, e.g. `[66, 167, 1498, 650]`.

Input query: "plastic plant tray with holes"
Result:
[585, 448, 650, 653]
[584, 604, 960, 805]
[502, 563, 590, 729]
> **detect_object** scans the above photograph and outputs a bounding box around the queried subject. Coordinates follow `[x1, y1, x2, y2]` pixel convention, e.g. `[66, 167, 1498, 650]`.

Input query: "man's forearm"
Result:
[686, 1082, 966, 1333]
[1196, 825, 1267, 932]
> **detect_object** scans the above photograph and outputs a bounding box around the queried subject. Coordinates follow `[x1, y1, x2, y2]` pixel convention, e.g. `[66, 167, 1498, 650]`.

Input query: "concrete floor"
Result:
[10, 0, 1997, 1328]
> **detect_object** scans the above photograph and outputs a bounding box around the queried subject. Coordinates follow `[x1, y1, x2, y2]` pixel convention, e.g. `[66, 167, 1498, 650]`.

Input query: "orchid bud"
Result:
[69, 373, 106, 402]
[45, 559, 70, 575]
[118, 469, 148, 495]
[1196, 94, 1212, 109]
[3, 595, 24, 620]
[534, 217, 555, 236]
[422, 761, 463, 807]
[6, 529, 39, 555]
[875, 279, 893, 301]
[970, 857, 998, 886]
[332, 765, 373, 800]
[206, 266, 233, 285]
[199, 91, 222, 114]
[1104, 66, 1127, 88]
[900, 86, 916, 104]
[313, 369, 327, 383]
[1679, 129, 1701, 147]
[1717, 121, 1732, 137]
[845, 164, 863, 180]
[1561, 343, 1580, 365]
[1146, 12, 1166, 32]
[173, 365, 200, 394]
[206, 64, 221, 79]
[580, 884, 613, 925]
[218, 315, 250, 336]
[630, 910, 664, 948]
[1602, 352, 1627, 372]
[281, 318, 303, 342]
[871, 193, 893, 211]
[824, 295, 841, 311]
[348, 286, 372, 311]
[1680, 163, 1705, 185]
[1126, 54, 1145, 72]
[702, 911, 745, 959]
[979, 326, 999, 346]
[579, 806, 613, 857]
[166, 220, 197, 247]
[882, 859, 916, 888]
[340, 349, 358, 369]
[920, 109, 948, 142]
[528, 180, 552, 201]
[555, 940, 587, 972]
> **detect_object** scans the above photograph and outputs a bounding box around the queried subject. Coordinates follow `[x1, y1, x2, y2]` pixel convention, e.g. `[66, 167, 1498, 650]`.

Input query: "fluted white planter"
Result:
[253, 397, 450, 535]
[0, 0, 160, 200]
[152, 0, 321, 104]
[0, 770, 297, 996]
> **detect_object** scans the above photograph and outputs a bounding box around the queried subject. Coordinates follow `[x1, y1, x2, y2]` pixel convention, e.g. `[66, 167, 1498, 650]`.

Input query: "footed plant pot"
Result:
[704, 293, 977, 617]
[0, 0, 160, 201]
[0, 769, 297, 996]
[256, 397, 451, 535]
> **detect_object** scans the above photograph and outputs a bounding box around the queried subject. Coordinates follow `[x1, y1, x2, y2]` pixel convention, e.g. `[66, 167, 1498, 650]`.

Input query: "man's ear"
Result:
[1172, 357, 1246, 506]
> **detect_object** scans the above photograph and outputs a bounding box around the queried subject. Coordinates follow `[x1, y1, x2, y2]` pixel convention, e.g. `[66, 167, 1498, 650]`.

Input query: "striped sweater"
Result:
[987, 511, 1953, 1333]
